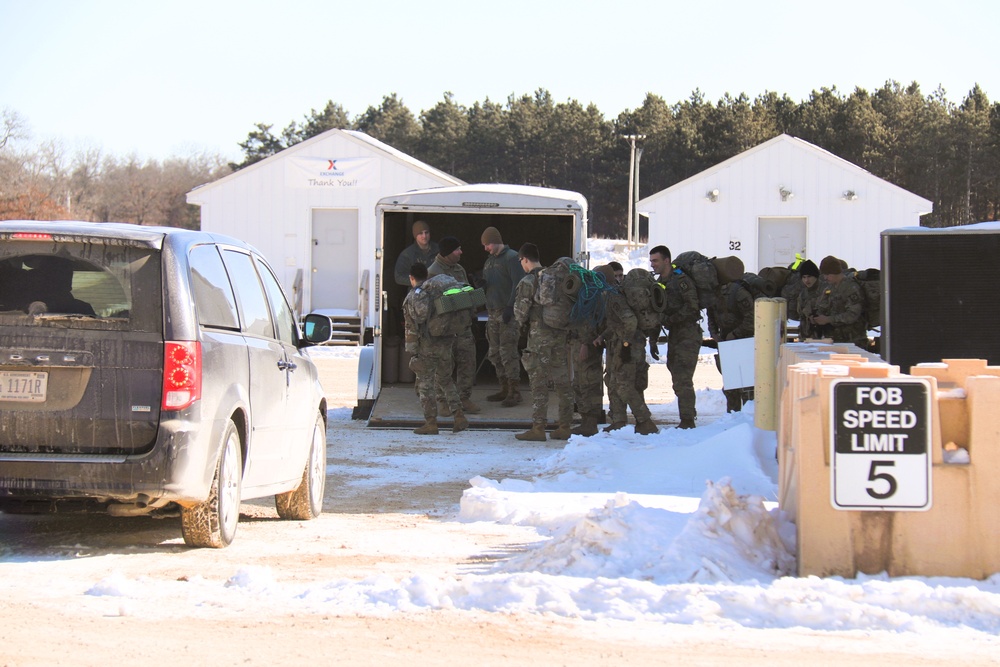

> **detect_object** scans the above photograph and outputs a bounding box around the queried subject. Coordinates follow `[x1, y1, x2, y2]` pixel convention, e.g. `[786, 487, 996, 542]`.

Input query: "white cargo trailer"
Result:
[327, 183, 589, 424]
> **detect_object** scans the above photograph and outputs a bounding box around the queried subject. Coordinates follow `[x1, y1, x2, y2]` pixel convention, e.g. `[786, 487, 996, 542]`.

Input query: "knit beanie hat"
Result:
[438, 236, 461, 257]
[819, 255, 843, 275]
[798, 259, 820, 278]
[481, 226, 503, 246]
[412, 220, 430, 238]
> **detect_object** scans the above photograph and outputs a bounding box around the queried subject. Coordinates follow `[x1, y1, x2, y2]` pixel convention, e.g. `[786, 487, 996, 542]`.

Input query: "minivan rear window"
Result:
[0, 242, 161, 332]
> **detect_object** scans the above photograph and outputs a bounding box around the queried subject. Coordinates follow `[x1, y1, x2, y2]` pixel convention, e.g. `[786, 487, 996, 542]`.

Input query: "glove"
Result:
[649, 338, 660, 361]
[502, 305, 514, 324]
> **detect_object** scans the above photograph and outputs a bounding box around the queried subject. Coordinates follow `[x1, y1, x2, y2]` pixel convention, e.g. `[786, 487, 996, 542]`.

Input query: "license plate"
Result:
[0, 371, 48, 402]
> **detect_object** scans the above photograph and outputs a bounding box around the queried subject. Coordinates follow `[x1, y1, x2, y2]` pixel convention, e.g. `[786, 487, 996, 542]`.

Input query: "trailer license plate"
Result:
[0, 371, 48, 402]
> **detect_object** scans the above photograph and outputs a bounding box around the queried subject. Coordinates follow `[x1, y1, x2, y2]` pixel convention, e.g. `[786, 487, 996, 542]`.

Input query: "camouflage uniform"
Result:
[482, 246, 526, 385]
[427, 255, 476, 402]
[403, 284, 461, 421]
[708, 279, 755, 412]
[600, 291, 653, 424]
[513, 268, 573, 427]
[780, 271, 803, 321]
[796, 280, 825, 339]
[571, 320, 604, 425]
[659, 267, 701, 425]
[814, 277, 868, 349]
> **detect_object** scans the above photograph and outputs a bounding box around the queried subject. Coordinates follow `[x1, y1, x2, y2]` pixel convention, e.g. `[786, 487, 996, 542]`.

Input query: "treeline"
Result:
[3, 81, 998, 235]
[0, 108, 229, 228]
[235, 82, 1000, 235]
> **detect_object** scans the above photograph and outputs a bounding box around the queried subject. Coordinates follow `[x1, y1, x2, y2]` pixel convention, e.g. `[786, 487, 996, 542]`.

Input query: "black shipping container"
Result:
[881, 222, 1000, 373]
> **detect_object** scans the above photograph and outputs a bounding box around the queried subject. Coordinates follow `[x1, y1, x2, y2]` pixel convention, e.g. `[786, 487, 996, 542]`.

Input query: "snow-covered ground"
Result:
[2, 240, 998, 662]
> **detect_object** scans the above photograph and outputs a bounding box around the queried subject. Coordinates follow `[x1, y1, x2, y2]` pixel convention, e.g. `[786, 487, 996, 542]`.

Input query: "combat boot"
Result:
[413, 418, 439, 435]
[485, 379, 508, 402]
[461, 397, 481, 414]
[571, 414, 599, 437]
[603, 421, 627, 432]
[634, 419, 660, 435]
[452, 409, 469, 433]
[550, 422, 573, 440]
[501, 379, 522, 407]
[515, 422, 547, 441]
[677, 418, 696, 430]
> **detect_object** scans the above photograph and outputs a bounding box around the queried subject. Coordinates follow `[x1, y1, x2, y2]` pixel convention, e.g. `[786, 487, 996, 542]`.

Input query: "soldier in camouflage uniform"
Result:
[795, 260, 823, 340]
[707, 269, 755, 413]
[593, 265, 658, 435]
[809, 255, 868, 349]
[427, 236, 480, 414]
[480, 226, 526, 407]
[650, 245, 701, 429]
[512, 243, 573, 442]
[403, 263, 468, 435]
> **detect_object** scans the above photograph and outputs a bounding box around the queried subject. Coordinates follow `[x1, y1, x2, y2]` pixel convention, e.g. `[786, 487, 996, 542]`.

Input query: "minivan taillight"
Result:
[162, 341, 201, 410]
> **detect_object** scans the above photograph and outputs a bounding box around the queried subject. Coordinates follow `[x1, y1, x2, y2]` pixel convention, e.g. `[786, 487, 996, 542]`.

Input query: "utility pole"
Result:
[622, 134, 645, 247]
[634, 145, 644, 244]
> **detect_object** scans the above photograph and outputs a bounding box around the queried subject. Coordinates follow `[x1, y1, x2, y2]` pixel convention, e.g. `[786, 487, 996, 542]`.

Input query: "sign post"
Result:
[830, 378, 932, 511]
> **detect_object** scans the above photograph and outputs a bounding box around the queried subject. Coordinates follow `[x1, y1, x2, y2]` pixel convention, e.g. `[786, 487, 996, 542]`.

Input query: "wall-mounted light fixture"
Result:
[706, 188, 719, 202]
[843, 190, 858, 201]
[779, 186, 794, 202]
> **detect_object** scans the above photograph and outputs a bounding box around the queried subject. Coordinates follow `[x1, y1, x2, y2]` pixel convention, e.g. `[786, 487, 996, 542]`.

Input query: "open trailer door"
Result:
[355, 183, 588, 427]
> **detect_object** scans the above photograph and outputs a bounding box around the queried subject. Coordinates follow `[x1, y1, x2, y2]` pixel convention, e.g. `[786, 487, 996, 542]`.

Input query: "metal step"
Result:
[316, 315, 362, 346]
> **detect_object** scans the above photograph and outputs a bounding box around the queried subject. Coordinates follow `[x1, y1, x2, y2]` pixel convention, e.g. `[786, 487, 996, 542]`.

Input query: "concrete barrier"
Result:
[777, 346, 1000, 579]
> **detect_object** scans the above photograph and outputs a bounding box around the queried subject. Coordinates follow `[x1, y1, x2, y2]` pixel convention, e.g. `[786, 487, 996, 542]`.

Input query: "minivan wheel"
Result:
[275, 411, 326, 520]
[181, 420, 242, 548]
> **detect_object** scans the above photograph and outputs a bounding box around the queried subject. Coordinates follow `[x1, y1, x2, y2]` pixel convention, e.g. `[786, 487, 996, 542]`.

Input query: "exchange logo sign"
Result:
[830, 378, 932, 511]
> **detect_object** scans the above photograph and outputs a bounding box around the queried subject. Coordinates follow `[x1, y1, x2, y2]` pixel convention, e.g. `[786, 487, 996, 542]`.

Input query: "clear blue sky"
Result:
[2, 0, 996, 163]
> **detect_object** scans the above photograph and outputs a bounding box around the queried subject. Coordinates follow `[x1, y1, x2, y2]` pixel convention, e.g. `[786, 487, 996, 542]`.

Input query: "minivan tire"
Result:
[181, 420, 243, 548]
[275, 412, 326, 520]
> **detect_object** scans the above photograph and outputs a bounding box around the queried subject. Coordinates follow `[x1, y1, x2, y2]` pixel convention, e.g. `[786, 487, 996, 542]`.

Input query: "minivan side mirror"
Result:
[302, 313, 334, 344]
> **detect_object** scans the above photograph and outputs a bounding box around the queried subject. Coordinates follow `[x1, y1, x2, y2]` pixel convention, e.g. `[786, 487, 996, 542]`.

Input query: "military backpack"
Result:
[533, 257, 581, 330]
[411, 274, 473, 337]
[671, 251, 719, 309]
[619, 268, 666, 333]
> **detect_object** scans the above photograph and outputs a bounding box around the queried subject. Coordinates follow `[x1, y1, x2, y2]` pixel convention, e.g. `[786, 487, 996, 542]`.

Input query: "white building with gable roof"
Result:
[637, 134, 933, 272]
[186, 129, 463, 337]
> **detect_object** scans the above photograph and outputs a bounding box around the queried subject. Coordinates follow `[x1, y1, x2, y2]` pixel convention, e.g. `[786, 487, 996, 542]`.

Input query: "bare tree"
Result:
[1, 108, 27, 150]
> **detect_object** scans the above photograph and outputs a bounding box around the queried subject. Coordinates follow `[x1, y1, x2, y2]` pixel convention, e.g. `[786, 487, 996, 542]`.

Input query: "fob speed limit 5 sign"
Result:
[830, 378, 932, 511]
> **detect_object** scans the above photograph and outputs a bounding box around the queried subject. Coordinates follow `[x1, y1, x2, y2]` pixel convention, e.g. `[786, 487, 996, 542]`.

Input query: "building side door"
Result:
[311, 208, 359, 312]
[758, 217, 807, 270]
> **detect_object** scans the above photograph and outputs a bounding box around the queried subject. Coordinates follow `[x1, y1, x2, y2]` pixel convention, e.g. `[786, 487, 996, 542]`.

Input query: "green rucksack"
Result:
[672, 251, 719, 309]
[534, 257, 581, 330]
[619, 268, 666, 333]
[412, 274, 472, 337]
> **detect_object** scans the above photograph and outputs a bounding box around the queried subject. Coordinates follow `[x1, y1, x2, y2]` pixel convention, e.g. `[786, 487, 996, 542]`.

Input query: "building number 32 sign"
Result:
[830, 378, 933, 511]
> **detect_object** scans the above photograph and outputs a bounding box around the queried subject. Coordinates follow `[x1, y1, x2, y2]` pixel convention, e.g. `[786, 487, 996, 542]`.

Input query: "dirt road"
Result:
[0, 356, 988, 666]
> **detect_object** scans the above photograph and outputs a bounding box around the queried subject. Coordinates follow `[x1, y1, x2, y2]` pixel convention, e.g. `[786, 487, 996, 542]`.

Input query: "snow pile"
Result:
[497, 481, 794, 584]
